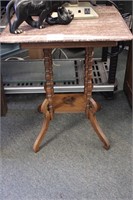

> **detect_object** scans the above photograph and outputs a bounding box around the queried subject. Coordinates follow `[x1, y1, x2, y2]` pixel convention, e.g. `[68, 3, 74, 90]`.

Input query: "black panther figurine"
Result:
[6, 0, 74, 34]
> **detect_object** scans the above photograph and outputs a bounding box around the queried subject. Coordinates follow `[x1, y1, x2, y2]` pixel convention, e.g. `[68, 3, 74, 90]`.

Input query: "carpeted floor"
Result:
[1, 49, 132, 200]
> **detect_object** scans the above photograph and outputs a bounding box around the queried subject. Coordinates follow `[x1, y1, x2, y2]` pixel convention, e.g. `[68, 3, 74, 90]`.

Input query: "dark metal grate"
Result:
[92, 59, 109, 84]
[1, 58, 113, 94]
[0, 6, 7, 30]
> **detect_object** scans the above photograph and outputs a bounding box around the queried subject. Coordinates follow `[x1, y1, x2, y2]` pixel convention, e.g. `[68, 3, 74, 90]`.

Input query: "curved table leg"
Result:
[33, 99, 51, 153]
[88, 98, 110, 150]
[37, 104, 43, 113]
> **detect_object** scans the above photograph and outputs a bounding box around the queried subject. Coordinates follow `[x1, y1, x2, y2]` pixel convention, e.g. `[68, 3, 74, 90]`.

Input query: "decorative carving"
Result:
[84, 47, 94, 115]
[43, 49, 54, 120]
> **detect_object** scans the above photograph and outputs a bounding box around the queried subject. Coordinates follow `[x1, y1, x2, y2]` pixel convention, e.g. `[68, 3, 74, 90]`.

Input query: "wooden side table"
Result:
[1, 5, 132, 152]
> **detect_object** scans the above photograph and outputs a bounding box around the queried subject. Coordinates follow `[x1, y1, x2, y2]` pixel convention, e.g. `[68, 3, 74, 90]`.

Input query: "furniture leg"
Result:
[33, 99, 51, 152]
[43, 49, 54, 119]
[33, 49, 54, 152]
[88, 98, 110, 150]
[85, 48, 110, 150]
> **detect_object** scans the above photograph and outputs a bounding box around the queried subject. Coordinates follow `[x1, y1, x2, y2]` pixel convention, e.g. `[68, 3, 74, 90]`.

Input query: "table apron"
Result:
[21, 41, 117, 49]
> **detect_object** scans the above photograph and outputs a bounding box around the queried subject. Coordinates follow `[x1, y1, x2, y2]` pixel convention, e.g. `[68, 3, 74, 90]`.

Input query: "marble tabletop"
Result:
[0, 6, 133, 44]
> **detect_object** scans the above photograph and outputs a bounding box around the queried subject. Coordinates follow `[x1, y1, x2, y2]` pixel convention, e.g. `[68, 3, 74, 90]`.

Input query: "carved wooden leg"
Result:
[33, 49, 54, 152]
[96, 102, 101, 112]
[88, 98, 110, 150]
[84, 48, 110, 150]
[38, 104, 42, 113]
[44, 49, 54, 120]
[33, 99, 51, 152]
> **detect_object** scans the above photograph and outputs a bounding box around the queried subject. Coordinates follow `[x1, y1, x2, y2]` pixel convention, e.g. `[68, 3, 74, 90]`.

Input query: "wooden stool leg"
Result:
[88, 98, 110, 150]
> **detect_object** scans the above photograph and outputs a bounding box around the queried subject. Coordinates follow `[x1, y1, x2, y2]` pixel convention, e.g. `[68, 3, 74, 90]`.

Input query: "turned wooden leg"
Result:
[84, 47, 110, 150]
[33, 48, 54, 152]
[88, 98, 110, 150]
[44, 49, 54, 120]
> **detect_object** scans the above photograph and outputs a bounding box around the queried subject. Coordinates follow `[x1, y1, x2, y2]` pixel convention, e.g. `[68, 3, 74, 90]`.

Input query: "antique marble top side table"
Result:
[1, 6, 132, 152]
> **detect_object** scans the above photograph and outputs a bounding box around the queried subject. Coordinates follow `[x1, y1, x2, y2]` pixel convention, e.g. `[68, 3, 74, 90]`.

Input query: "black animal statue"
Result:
[46, 6, 73, 25]
[6, 0, 74, 34]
